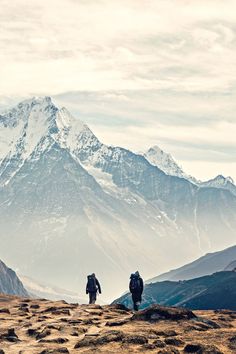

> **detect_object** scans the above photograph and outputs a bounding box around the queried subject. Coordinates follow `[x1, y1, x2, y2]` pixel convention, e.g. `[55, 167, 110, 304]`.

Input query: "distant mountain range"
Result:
[143, 146, 236, 195]
[0, 259, 28, 297]
[19, 275, 87, 304]
[114, 271, 236, 310]
[0, 97, 236, 299]
[148, 244, 236, 283]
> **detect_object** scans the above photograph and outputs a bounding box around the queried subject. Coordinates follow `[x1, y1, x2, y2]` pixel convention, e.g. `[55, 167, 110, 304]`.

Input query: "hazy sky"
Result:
[0, 0, 236, 181]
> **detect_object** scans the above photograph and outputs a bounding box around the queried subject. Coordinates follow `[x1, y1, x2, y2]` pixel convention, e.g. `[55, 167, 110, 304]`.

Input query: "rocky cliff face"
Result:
[0, 260, 28, 297]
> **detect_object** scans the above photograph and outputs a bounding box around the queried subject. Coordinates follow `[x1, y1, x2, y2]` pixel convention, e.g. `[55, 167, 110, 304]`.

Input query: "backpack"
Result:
[130, 275, 141, 292]
[87, 275, 97, 292]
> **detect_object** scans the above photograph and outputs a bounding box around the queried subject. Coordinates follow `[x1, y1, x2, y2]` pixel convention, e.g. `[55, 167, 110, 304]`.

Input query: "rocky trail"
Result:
[0, 295, 236, 353]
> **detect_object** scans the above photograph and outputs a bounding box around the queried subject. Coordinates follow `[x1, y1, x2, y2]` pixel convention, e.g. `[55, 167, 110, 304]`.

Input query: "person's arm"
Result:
[96, 279, 101, 293]
[140, 278, 144, 294]
[129, 280, 132, 293]
[86, 282, 88, 294]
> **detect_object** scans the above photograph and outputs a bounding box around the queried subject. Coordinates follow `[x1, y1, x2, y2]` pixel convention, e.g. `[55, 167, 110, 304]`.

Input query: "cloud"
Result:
[1, 0, 236, 94]
[0, 0, 236, 180]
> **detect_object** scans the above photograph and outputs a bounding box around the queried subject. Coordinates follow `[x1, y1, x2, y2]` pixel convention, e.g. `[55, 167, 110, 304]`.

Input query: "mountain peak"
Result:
[18, 96, 52, 107]
[203, 174, 235, 187]
[0, 97, 99, 185]
[214, 175, 234, 184]
[143, 145, 186, 178]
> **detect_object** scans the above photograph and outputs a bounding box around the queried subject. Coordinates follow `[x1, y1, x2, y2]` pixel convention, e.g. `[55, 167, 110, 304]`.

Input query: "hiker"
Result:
[86, 273, 101, 304]
[129, 271, 144, 311]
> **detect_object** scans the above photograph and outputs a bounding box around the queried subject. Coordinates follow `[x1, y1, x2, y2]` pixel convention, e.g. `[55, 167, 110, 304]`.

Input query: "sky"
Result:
[0, 0, 236, 181]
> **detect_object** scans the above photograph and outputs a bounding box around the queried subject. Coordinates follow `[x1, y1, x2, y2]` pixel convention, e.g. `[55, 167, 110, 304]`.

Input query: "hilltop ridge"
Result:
[0, 294, 235, 353]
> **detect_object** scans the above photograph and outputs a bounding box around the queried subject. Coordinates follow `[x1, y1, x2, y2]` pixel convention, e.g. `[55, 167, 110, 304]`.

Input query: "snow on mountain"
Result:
[200, 175, 236, 196]
[0, 97, 236, 300]
[143, 146, 236, 197]
[143, 146, 198, 184]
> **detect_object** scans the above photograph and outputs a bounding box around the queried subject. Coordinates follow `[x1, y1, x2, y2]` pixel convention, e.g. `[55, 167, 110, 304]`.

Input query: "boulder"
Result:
[132, 305, 196, 322]
[184, 343, 223, 353]
[122, 334, 148, 344]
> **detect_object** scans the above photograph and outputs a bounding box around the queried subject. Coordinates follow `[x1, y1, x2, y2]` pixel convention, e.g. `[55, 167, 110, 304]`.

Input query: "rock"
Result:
[228, 335, 236, 350]
[184, 343, 223, 353]
[132, 305, 196, 322]
[40, 349, 69, 354]
[0, 308, 10, 314]
[82, 319, 95, 325]
[105, 318, 129, 326]
[19, 306, 29, 312]
[165, 338, 184, 346]
[194, 317, 221, 329]
[122, 334, 148, 344]
[1, 328, 20, 342]
[39, 337, 69, 344]
[153, 339, 166, 348]
[47, 324, 61, 330]
[69, 319, 82, 325]
[54, 309, 71, 316]
[30, 304, 40, 309]
[27, 328, 39, 337]
[184, 344, 203, 352]
[71, 331, 79, 336]
[158, 349, 180, 354]
[20, 302, 28, 307]
[74, 330, 124, 348]
[154, 330, 178, 337]
[141, 343, 157, 350]
[36, 329, 51, 340]
[109, 304, 130, 312]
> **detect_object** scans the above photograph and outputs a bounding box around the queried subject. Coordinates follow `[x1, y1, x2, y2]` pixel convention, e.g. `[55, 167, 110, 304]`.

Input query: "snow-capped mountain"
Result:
[143, 146, 187, 179]
[200, 175, 236, 196]
[0, 97, 236, 300]
[143, 146, 198, 184]
[143, 146, 236, 196]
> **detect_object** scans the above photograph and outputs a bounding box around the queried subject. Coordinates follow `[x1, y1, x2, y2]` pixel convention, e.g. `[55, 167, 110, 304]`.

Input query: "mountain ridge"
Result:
[0, 259, 28, 297]
[148, 244, 236, 283]
[0, 97, 236, 299]
[114, 270, 236, 311]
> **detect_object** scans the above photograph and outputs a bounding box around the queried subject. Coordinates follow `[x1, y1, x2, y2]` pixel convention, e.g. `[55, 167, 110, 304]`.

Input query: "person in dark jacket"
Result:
[86, 273, 101, 304]
[129, 271, 144, 311]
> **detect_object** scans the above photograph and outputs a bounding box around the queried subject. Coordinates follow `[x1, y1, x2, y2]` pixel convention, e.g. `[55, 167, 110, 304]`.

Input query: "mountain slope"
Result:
[115, 271, 236, 310]
[149, 244, 236, 282]
[224, 260, 236, 271]
[0, 97, 236, 300]
[0, 259, 28, 296]
[19, 275, 87, 304]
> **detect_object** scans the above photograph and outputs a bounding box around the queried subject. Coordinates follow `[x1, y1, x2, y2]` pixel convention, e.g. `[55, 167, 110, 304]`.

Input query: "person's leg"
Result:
[136, 292, 142, 309]
[132, 293, 138, 311]
[89, 292, 92, 304]
[91, 292, 97, 304]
